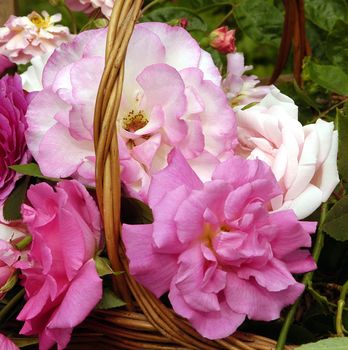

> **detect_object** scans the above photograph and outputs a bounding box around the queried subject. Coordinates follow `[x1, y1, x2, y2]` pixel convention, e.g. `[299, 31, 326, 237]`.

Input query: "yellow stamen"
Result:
[122, 110, 148, 132]
[29, 12, 50, 30]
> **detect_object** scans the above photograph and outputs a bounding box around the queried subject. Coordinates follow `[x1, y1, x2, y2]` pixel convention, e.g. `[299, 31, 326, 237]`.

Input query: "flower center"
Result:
[29, 12, 50, 30]
[202, 223, 232, 249]
[122, 110, 148, 132]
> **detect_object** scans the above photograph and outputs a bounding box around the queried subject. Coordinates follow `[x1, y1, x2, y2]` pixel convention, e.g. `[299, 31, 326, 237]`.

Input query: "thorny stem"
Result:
[336, 279, 348, 336]
[319, 98, 348, 118]
[276, 202, 328, 350]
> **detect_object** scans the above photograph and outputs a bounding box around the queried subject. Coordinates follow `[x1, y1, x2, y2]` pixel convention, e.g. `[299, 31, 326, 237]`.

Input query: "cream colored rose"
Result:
[236, 87, 339, 219]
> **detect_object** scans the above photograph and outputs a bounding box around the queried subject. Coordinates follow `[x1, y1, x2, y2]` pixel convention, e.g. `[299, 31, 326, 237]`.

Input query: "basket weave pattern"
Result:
[88, 1, 294, 349]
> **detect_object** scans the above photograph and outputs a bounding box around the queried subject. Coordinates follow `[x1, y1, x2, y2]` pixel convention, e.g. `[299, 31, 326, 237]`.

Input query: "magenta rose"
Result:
[0, 334, 19, 350]
[17, 180, 103, 350]
[0, 55, 14, 76]
[0, 74, 29, 206]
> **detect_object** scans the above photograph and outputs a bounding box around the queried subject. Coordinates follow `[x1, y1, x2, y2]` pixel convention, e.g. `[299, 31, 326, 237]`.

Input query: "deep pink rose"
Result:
[0, 334, 19, 350]
[209, 26, 236, 54]
[123, 150, 316, 339]
[0, 74, 30, 206]
[17, 180, 103, 350]
[0, 55, 14, 76]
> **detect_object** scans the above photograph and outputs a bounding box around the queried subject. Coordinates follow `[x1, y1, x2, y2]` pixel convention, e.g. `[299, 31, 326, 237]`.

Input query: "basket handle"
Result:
[93, 0, 143, 305]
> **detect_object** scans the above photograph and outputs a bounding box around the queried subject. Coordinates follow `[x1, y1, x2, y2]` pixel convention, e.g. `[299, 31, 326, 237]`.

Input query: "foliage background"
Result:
[10, 0, 348, 347]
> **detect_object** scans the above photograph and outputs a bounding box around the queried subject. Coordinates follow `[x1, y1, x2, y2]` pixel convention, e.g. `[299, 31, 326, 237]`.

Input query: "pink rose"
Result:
[122, 150, 316, 339]
[65, 0, 115, 18]
[25, 23, 237, 200]
[17, 180, 103, 350]
[0, 12, 71, 64]
[222, 52, 271, 107]
[236, 87, 339, 219]
[209, 26, 236, 54]
[0, 334, 19, 350]
[0, 74, 30, 206]
[0, 240, 21, 299]
[0, 221, 26, 299]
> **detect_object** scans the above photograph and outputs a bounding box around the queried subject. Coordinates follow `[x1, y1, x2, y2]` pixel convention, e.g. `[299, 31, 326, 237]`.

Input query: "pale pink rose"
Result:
[20, 52, 52, 92]
[223, 52, 271, 108]
[25, 23, 237, 200]
[0, 221, 26, 299]
[65, 0, 115, 18]
[0, 12, 71, 64]
[237, 87, 339, 219]
[209, 26, 236, 54]
[0, 334, 19, 350]
[17, 180, 103, 350]
[122, 150, 316, 339]
[0, 240, 20, 299]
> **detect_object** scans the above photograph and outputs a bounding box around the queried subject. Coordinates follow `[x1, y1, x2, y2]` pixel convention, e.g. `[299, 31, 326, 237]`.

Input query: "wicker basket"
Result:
[78, 1, 295, 349]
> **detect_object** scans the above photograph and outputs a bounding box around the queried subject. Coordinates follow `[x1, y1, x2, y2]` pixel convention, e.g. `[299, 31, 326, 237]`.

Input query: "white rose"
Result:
[236, 87, 339, 219]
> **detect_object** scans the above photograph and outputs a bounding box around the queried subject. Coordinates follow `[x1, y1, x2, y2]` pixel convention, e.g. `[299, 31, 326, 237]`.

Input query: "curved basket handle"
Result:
[93, 0, 143, 305]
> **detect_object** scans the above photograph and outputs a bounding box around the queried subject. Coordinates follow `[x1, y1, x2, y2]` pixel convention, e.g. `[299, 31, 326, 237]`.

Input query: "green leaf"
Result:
[296, 337, 348, 350]
[3, 177, 30, 221]
[9, 163, 42, 177]
[97, 288, 126, 310]
[95, 256, 122, 277]
[142, 7, 207, 32]
[9, 163, 88, 188]
[323, 196, 348, 241]
[305, 0, 348, 32]
[121, 197, 154, 225]
[304, 59, 348, 95]
[233, 0, 283, 47]
[325, 21, 348, 74]
[337, 103, 348, 189]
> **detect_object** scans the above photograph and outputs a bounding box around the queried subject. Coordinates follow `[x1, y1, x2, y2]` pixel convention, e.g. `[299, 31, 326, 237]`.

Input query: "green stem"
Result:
[142, 0, 165, 13]
[15, 235, 32, 250]
[0, 289, 25, 325]
[197, 2, 234, 13]
[336, 279, 348, 336]
[276, 203, 328, 350]
[319, 98, 348, 118]
[64, 4, 78, 34]
[215, 8, 234, 28]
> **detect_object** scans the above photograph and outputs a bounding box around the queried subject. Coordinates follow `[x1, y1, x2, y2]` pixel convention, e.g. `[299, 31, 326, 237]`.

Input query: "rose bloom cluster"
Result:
[0, 14, 340, 350]
[0, 11, 71, 64]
